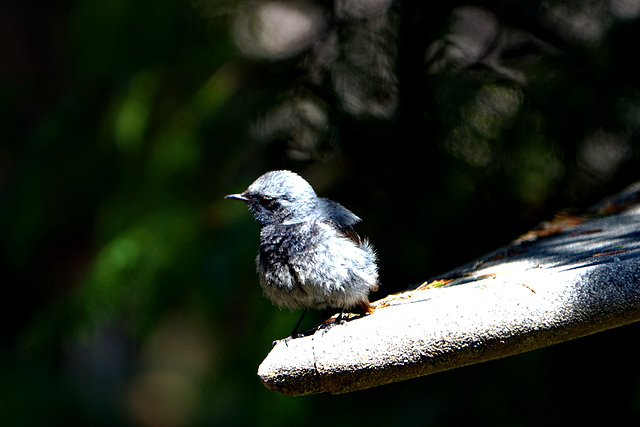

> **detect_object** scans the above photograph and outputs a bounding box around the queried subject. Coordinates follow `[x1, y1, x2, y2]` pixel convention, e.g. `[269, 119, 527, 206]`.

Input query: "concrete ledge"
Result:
[258, 182, 640, 395]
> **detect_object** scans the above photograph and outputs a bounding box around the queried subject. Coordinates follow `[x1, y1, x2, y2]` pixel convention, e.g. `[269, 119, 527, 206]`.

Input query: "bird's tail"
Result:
[358, 300, 377, 314]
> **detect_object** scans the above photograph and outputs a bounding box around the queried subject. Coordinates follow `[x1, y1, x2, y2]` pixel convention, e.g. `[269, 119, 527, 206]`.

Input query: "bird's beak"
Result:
[225, 193, 249, 202]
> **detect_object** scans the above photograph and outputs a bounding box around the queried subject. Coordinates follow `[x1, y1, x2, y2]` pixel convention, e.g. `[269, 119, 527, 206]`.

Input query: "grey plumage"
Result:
[225, 170, 379, 334]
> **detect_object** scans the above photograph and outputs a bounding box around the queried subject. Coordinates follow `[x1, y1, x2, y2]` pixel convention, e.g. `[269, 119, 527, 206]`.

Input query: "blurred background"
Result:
[2, 0, 640, 425]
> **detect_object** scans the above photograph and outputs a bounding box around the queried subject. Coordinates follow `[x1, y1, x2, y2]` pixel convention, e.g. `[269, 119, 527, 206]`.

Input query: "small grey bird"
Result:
[225, 170, 379, 337]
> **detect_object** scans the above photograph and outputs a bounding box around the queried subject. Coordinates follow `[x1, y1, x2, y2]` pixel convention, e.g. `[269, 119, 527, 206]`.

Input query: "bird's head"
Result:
[225, 170, 319, 226]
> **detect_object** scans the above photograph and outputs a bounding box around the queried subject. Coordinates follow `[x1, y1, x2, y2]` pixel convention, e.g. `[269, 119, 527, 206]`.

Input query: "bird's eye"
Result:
[259, 196, 278, 209]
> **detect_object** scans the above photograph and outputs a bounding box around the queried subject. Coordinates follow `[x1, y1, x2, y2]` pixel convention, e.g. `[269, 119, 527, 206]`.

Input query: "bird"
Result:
[225, 170, 379, 338]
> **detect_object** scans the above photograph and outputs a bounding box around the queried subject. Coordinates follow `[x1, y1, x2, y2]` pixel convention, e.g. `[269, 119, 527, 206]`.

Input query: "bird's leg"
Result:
[336, 309, 346, 324]
[290, 308, 308, 338]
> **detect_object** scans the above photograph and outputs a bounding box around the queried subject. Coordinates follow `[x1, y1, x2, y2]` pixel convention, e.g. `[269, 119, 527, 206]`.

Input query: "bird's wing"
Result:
[319, 198, 361, 227]
[319, 198, 363, 245]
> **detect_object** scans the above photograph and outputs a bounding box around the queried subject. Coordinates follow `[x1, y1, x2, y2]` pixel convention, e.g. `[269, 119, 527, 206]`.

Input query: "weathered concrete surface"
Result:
[258, 182, 640, 395]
